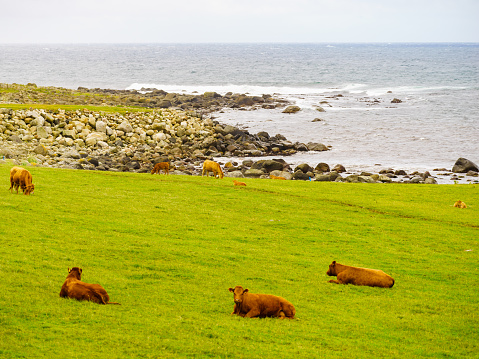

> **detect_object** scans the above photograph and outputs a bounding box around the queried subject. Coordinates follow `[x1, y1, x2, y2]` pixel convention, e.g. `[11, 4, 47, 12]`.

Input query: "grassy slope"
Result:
[0, 164, 477, 358]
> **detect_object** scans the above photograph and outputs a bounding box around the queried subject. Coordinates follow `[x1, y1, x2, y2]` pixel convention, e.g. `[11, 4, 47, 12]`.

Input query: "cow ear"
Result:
[79, 268, 83, 274]
[332, 261, 336, 265]
[243, 289, 249, 293]
[229, 288, 234, 292]
[68, 268, 71, 273]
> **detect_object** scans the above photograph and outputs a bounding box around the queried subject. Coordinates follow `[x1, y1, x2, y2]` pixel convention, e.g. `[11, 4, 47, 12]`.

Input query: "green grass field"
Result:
[1, 164, 477, 358]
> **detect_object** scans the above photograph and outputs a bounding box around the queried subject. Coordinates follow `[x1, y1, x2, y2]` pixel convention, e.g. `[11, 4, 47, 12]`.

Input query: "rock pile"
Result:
[0, 107, 328, 173]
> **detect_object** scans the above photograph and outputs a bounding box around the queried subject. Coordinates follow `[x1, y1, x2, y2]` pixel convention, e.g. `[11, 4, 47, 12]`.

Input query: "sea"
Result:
[1, 43, 478, 182]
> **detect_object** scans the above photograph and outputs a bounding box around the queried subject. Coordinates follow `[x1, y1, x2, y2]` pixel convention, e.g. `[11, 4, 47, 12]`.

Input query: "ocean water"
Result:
[1, 43, 478, 177]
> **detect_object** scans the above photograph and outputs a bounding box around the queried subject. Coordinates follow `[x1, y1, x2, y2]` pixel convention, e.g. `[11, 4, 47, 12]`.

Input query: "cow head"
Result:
[229, 286, 248, 304]
[68, 267, 83, 279]
[25, 184, 34, 195]
[326, 261, 337, 276]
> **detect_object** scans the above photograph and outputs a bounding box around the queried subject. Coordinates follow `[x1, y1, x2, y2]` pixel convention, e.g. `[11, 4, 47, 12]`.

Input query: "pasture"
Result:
[0, 164, 478, 358]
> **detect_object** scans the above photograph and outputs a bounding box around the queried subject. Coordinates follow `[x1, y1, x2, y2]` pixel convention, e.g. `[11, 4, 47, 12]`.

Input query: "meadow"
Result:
[0, 164, 477, 358]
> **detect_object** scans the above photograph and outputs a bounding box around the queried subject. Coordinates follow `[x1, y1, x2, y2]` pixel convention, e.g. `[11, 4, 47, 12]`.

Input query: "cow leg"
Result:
[245, 309, 261, 318]
[328, 279, 341, 284]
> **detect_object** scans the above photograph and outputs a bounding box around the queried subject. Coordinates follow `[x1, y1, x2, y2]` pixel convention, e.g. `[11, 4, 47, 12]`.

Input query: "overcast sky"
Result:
[2, 0, 478, 43]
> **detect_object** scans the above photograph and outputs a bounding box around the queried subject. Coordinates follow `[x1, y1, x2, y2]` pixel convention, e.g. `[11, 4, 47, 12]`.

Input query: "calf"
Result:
[233, 180, 246, 186]
[453, 200, 467, 209]
[229, 286, 295, 319]
[270, 174, 286, 180]
[59, 267, 120, 304]
[326, 261, 394, 288]
[151, 162, 170, 175]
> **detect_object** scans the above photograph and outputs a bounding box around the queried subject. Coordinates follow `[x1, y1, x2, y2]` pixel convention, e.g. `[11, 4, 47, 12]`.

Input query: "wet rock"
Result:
[315, 162, 330, 173]
[332, 164, 346, 173]
[452, 158, 479, 173]
[307, 142, 328, 151]
[244, 169, 264, 178]
[282, 106, 301, 114]
[292, 170, 310, 180]
[294, 163, 314, 173]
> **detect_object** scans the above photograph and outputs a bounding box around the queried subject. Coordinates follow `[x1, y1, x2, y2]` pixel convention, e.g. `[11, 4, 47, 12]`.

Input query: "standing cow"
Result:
[229, 286, 295, 319]
[10, 167, 34, 195]
[60, 267, 120, 305]
[202, 160, 224, 179]
[326, 261, 395, 288]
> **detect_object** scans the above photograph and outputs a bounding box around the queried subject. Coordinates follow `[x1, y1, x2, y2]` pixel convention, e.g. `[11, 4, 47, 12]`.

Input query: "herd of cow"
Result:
[56, 262, 395, 318]
[9, 161, 468, 318]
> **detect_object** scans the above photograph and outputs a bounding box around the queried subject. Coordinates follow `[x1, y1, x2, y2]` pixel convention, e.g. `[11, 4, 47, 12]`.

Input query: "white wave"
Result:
[126, 82, 469, 99]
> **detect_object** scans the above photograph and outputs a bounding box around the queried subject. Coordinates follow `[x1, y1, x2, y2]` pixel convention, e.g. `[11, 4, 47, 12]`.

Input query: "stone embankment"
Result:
[0, 107, 328, 173]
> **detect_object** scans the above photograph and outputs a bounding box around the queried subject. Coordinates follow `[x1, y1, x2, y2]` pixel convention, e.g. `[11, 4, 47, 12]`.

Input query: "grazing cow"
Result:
[233, 180, 246, 186]
[326, 261, 395, 288]
[202, 160, 224, 179]
[270, 174, 286, 180]
[228, 286, 296, 319]
[151, 162, 170, 175]
[453, 200, 467, 209]
[59, 267, 120, 305]
[11, 167, 35, 195]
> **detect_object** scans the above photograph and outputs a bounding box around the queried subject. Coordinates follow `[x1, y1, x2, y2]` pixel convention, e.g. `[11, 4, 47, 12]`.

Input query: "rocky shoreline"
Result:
[1, 83, 478, 184]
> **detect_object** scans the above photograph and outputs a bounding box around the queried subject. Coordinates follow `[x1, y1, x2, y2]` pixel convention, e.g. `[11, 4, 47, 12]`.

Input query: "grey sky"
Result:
[2, 0, 478, 43]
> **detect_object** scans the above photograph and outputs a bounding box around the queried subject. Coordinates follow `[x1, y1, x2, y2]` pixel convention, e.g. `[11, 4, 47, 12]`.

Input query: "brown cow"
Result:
[453, 200, 467, 209]
[270, 174, 286, 180]
[59, 267, 120, 305]
[326, 261, 395, 288]
[10, 167, 34, 195]
[228, 286, 295, 319]
[233, 180, 246, 186]
[151, 162, 170, 175]
[202, 160, 224, 179]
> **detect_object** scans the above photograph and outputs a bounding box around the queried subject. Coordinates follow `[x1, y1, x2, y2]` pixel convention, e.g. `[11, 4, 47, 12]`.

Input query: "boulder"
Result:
[452, 158, 479, 173]
[270, 170, 292, 180]
[36, 126, 49, 139]
[333, 164, 346, 173]
[294, 163, 314, 173]
[294, 142, 308, 151]
[378, 174, 393, 183]
[95, 120, 107, 133]
[252, 159, 284, 173]
[315, 162, 330, 173]
[117, 120, 133, 134]
[225, 170, 245, 178]
[307, 142, 328, 151]
[282, 106, 301, 114]
[244, 169, 264, 178]
[292, 170, 310, 181]
[9, 134, 22, 143]
[33, 145, 48, 156]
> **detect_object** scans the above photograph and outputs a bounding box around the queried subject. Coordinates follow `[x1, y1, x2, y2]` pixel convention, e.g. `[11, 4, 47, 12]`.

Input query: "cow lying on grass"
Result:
[233, 180, 246, 186]
[453, 200, 467, 209]
[270, 174, 286, 180]
[9, 166, 35, 195]
[326, 261, 395, 288]
[60, 267, 120, 305]
[202, 160, 224, 179]
[151, 162, 170, 175]
[229, 286, 295, 319]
